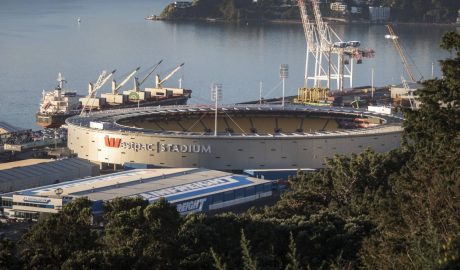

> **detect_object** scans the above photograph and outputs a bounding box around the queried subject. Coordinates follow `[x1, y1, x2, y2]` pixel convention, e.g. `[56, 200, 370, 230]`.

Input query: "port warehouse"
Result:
[0, 158, 99, 193]
[66, 104, 403, 170]
[0, 168, 273, 219]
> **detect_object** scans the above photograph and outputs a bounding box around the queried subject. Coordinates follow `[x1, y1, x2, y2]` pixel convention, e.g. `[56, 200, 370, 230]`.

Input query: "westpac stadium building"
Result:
[66, 104, 403, 170]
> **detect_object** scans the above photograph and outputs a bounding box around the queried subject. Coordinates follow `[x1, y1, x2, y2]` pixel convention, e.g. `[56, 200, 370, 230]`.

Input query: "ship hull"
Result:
[36, 113, 76, 129]
[36, 96, 189, 128]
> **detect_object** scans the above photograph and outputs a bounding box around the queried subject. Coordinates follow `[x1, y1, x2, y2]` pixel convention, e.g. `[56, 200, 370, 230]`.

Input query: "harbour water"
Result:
[0, 0, 457, 129]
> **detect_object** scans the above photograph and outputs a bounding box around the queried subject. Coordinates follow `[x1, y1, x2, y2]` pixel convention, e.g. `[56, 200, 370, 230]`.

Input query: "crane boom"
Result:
[386, 24, 416, 82]
[298, 0, 316, 49]
[112, 67, 140, 94]
[156, 63, 185, 88]
[80, 69, 116, 115]
[311, 0, 331, 48]
[138, 60, 163, 86]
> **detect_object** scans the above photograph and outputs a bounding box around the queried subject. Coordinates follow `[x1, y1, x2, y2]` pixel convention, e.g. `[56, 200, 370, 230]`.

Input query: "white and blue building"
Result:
[1, 168, 273, 219]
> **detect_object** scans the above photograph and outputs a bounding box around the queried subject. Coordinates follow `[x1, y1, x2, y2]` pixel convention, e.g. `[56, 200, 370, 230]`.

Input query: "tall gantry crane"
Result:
[298, 0, 374, 91]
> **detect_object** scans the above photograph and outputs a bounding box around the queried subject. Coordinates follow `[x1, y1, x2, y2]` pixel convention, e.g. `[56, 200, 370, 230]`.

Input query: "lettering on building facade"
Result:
[104, 136, 121, 148]
[104, 136, 211, 153]
[22, 196, 50, 204]
[138, 177, 235, 201]
[176, 198, 207, 214]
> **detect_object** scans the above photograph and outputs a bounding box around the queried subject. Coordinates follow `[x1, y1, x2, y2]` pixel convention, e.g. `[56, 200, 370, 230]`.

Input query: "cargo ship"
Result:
[36, 63, 191, 128]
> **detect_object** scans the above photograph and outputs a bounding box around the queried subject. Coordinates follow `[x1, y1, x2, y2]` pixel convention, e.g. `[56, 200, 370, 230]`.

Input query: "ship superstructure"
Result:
[37, 73, 82, 128]
[39, 73, 81, 115]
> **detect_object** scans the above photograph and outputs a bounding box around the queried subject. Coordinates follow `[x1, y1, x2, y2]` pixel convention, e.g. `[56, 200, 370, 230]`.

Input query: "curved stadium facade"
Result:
[66, 104, 403, 170]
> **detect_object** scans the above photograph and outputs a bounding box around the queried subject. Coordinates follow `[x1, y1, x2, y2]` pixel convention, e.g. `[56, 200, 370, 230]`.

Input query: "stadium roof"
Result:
[67, 104, 404, 138]
[15, 168, 271, 203]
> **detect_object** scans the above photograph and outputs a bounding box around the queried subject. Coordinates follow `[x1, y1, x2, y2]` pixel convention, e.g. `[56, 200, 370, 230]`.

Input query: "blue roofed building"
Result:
[1, 168, 273, 220]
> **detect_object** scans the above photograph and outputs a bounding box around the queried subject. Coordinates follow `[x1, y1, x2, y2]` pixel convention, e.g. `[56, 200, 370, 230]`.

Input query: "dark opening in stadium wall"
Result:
[66, 104, 403, 170]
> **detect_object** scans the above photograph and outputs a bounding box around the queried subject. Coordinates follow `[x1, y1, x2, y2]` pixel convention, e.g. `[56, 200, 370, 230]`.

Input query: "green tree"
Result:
[0, 239, 20, 270]
[210, 247, 227, 270]
[19, 198, 96, 269]
[285, 232, 300, 270]
[102, 197, 181, 269]
[361, 32, 460, 269]
[241, 229, 258, 270]
[61, 250, 108, 270]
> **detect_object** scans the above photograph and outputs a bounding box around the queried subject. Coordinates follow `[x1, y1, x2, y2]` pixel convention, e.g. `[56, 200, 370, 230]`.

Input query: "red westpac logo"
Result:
[104, 136, 121, 148]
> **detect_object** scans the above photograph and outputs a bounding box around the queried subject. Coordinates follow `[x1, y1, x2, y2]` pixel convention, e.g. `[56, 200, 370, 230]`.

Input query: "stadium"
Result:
[66, 104, 403, 170]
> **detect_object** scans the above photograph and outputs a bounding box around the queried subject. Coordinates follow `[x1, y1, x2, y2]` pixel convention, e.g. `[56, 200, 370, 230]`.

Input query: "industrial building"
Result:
[66, 104, 403, 170]
[0, 168, 273, 220]
[0, 158, 99, 193]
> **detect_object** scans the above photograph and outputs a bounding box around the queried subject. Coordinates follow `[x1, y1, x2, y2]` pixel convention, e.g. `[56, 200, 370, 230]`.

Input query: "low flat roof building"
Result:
[0, 122, 28, 135]
[0, 158, 99, 193]
[1, 168, 273, 220]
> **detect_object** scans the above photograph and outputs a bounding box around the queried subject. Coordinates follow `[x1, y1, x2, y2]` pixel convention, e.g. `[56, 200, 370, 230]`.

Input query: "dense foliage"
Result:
[372, 0, 460, 23]
[0, 32, 459, 269]
[160, 0, 299, 21]
[160, 0, 460, 23]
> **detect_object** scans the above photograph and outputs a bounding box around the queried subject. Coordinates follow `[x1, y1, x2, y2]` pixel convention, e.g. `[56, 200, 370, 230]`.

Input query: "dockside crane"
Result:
[80, 69, 116, 115]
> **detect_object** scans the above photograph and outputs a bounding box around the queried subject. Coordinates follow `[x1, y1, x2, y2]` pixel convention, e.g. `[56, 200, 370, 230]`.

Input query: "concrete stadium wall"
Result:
[67, 125, 402, 170]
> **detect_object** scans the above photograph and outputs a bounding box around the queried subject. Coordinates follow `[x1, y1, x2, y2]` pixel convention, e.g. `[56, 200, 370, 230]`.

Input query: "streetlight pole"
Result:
[371, 67, 374, 101]
[259, 81, 262, 104]
[280, 64, 289, 107]
[211, 83, 222, 137]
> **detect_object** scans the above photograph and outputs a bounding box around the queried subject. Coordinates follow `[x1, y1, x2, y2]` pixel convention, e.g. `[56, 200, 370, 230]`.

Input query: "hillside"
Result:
[160, 0, 299, 21]
[159, 0, 460, 23]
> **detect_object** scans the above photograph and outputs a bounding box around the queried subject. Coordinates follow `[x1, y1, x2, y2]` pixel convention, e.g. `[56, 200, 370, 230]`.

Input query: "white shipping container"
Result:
[90, 121, 110, 130]
[368, 106, 393, 115]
